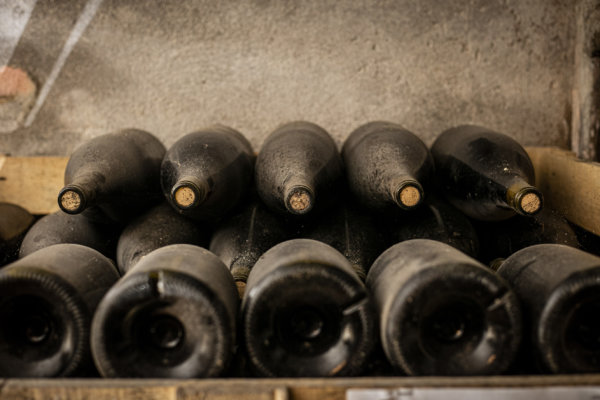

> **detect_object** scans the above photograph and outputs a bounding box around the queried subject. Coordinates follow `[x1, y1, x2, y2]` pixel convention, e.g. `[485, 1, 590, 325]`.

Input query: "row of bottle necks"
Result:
[0, 120, 597, 377]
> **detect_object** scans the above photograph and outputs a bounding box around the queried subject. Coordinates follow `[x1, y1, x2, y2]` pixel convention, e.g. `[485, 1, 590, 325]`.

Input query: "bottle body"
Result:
[255, 121, 343, 216]
[242, 239, 375, 377]
[19, 211, 119, 260]
[58, 129, 166, 223]
[91, 244, 238, 378]
[342, 121, 433, 212]
[367, 239, 521, 376]
[497, 244, 600, 373]
[161, 126, 255, 221]
[298, 200, 386, 281]
[386, 195, 479, 258]
[431, 125, 542, 221]
[209, 201, 288, 298]
[116, 202, 211, 275]
[0, 244, 119, 377]
[0, 202, 35, 266]
[476, 208, 580, 263]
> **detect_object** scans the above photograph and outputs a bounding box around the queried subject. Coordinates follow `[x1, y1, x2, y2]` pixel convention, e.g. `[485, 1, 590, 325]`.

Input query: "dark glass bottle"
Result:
[116, 203, 211, 275]
[209, 201, 288, 298]
[19, 211, 120, 260]
[298, 201, 386, 281]
[342, 121, 434, 212]
[242, 239, 375, 377]
[431, 125, 542, 221]
[91, 244, 238, 378]
[386, 195, 479, 258]
[476, 208, 580, 263]
[367, 239, 521, 376]
[161, 126, 255, 222]
[58, 129, 166, 223]
[0, 244, 119, 377]
[255, 121, 343, 216]
[0, 202, 35, 266]
[497, 244, 600, 373]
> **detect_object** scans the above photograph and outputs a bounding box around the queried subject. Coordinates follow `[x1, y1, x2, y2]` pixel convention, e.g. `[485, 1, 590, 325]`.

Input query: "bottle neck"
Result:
[170, 176, 209, 210]
[58, 173, 100, 214]
[506, 178, 543, 216]
[283, 176, 315, 215]
[388, 175, 424, 210]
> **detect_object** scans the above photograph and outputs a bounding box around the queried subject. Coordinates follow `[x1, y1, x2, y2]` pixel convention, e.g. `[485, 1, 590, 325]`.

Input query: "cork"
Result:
[60, 190, 82, 212]
[520, 192, 542, 214]
[174, 186, 196, 208]
[399, 185, 421, 208]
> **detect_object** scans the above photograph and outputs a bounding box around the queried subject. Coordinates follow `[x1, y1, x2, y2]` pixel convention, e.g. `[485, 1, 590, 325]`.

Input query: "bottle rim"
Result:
[383, 263, 521, 376]
[91, 269, 233, 378]
[0, 267, 88, 377]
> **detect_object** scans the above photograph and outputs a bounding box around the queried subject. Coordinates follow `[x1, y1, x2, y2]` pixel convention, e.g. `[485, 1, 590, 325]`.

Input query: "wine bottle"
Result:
[431, 125, 542, 221]
[298, 201, 386, 281]
[58, 129, 166, 224]
[386, 195, 479, 258]
[19, 211, 120, 260]
[255, 121, 343, 216]
[242, 239, 375, 377]
[497, 244, 600, 373]
[342, 121, 433, 211]
[116, 203, 211, 275]
[367, 239, 521, 376]
[209, 201, 288, 298]
[0, 202, 35, 266]
[476, 208, 580, 263]
[91, 244, 238, 378]
[0, 244, 119, 377]
[161, 126, 255, 221]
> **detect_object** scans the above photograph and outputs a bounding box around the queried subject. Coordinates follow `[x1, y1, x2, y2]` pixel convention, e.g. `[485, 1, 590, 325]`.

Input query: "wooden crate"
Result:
[1, 148, 600, 399]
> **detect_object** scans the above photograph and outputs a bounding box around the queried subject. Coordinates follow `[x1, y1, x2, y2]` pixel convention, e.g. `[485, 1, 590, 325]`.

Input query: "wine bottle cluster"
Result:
[0, 122, 597, 379]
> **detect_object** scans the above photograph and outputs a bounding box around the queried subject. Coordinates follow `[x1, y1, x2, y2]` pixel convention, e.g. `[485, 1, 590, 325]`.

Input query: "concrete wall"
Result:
[0, 0, 577, 156]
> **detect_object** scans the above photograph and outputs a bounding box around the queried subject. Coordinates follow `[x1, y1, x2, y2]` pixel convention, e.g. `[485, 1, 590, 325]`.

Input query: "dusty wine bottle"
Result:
[242, 239, 375, 377]
[209, 201, 288, 298]
[91, 244, 238, 378]
[476, 208, 580, 263]
[19, 211, 120, 260]
[161, 126, 255, 221]
[431, 125, 542, 221]
[342, 121, 434, 211]
[0, 244, 119, 377]
[116, 202, 211, 275]
[386, 195, 479, 258]
[298, 201, 386, 281]
[255, 121, 343, 216]
[0, 202, 35, 266]
[367, 239, 521, 376]
[497, 244, 600, 373]
[58, 129, 166, 224]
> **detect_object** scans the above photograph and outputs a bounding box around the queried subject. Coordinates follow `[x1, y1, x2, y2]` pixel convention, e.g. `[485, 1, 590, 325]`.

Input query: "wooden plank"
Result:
[3, 376, 600, 400]
[0, 156, 68, 215]
[527, 147, 600, 235]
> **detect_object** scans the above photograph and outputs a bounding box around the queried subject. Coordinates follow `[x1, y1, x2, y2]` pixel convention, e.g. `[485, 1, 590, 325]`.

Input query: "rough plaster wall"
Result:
[0, 0, 575, 156]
